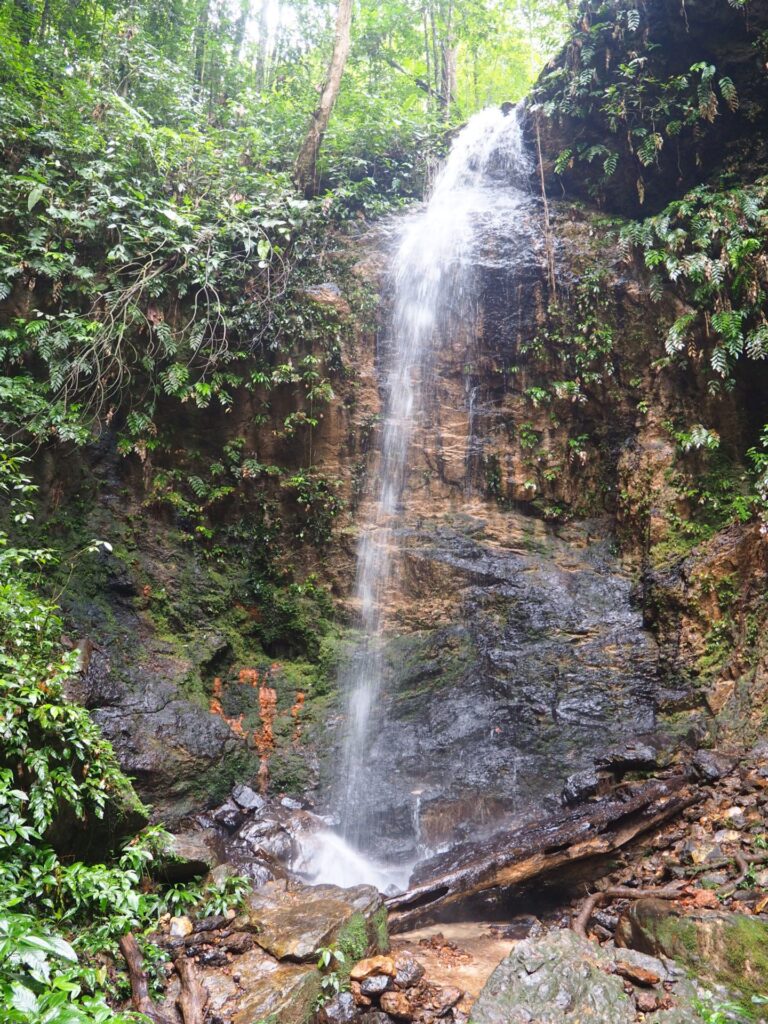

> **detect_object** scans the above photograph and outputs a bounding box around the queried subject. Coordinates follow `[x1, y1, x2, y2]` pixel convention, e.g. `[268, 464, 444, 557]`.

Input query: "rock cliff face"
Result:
[39, 0, 768, 859]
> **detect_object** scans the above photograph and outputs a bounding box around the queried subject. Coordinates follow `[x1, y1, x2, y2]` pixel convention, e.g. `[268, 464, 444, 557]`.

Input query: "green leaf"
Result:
[27, 187, 46, 213]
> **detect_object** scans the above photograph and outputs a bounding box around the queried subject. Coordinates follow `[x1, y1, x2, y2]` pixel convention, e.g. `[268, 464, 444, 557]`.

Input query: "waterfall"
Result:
[311, 107, 532, 889]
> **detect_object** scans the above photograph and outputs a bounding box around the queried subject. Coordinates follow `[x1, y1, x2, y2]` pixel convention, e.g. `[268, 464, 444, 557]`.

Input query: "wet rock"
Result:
[190, 947, 321, 1024]
[359, 1013, 395, 1024]
[198, 948, 229, 967]
[596, 741, 657, 774]
[492, 915, 543, 940]
[237, 819, 294, 863]
[393, 954, 425, 989]
[232, 785, 265, 813]
[360, 975, 393, 997]
[194, 914, 229, 933]
[221, 932, 254, 954]
[281, 796, 304, 810]
[170, 916, 194, 938]
[212, 800, 245, 831]
[158, 831, 220, 881]
[245, 881, 384, 962]
[317, 991, 364, 1023]
[561, 768, 600, 806]
[298, 282, 352, 316]
[351, 957, 397, 981]
[235, 857, 279, 888]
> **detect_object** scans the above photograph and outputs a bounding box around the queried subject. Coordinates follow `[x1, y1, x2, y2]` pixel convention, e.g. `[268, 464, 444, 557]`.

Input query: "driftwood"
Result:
[119, 934, 207, 1024]
[119, 934, 177, 1024]
[572, 884, 686, 939]
[386, 775, 697, 931]
[174, 956, 208, 1024]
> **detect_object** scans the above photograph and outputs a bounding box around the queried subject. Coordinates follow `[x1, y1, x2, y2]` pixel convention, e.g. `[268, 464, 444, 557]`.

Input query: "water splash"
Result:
[326, 106, 532, 884]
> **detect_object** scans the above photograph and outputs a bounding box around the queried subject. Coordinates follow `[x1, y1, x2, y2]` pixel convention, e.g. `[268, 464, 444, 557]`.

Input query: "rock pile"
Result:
[317, 953, 466, 1024]
[142, 880, 387, 1024]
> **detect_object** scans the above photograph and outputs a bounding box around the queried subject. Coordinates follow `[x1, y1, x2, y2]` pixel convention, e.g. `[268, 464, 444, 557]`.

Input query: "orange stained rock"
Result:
[350, 956, 397, 980]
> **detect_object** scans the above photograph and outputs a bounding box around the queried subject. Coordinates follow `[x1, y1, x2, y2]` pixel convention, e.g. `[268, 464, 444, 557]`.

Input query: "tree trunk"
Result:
[37, 0, 52, 41]
[293, 0, 353, 196]
[254, 0, 270, 89]
[233, 0, 251, 64]
[193, 0, 211, 94]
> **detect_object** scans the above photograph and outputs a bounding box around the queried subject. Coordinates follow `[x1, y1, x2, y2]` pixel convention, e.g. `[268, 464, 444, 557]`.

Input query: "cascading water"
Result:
[304, 107, 532, 890]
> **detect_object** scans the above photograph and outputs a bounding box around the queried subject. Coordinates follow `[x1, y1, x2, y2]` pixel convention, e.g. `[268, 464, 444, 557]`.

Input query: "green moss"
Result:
[268, 751, 312, 795]
[370, 905, 389, 954]
[720, 916, 768, 999]
[336, 911, 369, 965]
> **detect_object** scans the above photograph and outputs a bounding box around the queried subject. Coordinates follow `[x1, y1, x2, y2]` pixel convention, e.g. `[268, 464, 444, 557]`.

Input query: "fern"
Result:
[666, 313, 696, 354]
[718, 77, 739, 112]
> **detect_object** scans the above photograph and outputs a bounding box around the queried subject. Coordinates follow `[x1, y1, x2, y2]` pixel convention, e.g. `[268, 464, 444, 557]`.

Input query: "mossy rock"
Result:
[616, 898, 768, 999]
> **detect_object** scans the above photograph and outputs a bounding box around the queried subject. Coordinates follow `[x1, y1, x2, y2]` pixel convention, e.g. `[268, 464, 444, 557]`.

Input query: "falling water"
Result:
[314, 107, 532, 886]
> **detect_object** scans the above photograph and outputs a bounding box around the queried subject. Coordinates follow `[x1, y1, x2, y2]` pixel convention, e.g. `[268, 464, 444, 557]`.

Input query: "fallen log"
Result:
[119, 934, 177, 1024]
[386, 775, 698, 931]
[174, 956, 208, 1024]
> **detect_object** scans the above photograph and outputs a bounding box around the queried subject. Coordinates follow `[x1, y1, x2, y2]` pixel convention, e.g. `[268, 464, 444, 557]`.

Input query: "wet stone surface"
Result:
[334, 512, 662, 861]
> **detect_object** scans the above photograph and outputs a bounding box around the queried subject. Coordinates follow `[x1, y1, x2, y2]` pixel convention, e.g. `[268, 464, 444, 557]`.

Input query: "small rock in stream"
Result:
[169, 915, 194, 937]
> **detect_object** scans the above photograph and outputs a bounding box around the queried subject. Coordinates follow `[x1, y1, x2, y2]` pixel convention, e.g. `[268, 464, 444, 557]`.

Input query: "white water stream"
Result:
[307, 107, 532, 890]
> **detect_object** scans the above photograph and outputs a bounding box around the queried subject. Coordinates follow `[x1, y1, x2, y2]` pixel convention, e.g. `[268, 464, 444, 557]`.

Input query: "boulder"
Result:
[472, 929, 702, 1024]
[156, 830, 220, 881]
[616, 899, 768, 999]
[245, 880, 387, 963]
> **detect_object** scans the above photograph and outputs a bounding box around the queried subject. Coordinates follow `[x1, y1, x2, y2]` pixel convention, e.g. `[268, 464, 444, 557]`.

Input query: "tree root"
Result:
[572, 884, 687, 940]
